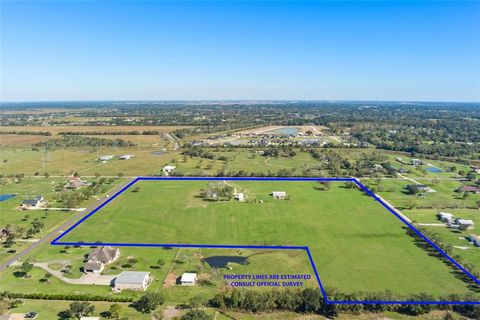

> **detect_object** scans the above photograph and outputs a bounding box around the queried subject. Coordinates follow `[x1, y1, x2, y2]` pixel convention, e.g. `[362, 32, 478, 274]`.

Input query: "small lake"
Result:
[0, 194, 16, 202]
[265, 127, 299, 136]
[151, 151, 165, 156]
[426, 167, 443, 173]
[202, 255, 249, 268]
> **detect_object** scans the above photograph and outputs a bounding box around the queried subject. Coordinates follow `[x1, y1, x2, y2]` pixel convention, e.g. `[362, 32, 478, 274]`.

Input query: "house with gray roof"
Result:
[84, 246, 119, 274]
[114, 271, 151, 291]
[20, 196, 46, 209]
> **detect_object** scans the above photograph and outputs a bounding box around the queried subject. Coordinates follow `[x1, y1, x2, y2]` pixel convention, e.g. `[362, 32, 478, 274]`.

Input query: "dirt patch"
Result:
[163, 306, 181, 319]
[163, 272, 177, 288]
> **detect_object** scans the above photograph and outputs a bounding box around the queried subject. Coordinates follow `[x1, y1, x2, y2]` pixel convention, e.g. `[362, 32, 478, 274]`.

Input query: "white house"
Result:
[411, 159, 423, 167]
[437, 212, 455, 224]
[21, 196, 46, 209]
[234, 193, 245, 201]
[180, 272, 197, 286]
[119, 154, 134, 160]
[99, 155, 114, 161]
[114, 271, 151, 291]
[163, 165, 176, 175]
[272, 191, 286, 200]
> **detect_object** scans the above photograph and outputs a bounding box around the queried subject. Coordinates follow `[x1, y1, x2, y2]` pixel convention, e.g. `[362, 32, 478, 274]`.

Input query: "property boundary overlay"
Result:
[51, 177, 480, 305]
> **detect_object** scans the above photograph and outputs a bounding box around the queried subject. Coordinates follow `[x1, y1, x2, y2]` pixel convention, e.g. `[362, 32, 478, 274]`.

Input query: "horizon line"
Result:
[1, 99, 480, 104]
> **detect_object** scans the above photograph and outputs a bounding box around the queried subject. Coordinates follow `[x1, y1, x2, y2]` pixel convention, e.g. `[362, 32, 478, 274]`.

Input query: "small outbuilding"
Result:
[272, 191, 286, 200]
[234, 193, 245, 201]
[163, 165, 176, 173]
[180, 272, 197, 286]
[114, 271, 151, 291]
[119, 154, 134, 160]
[99, 155, 114, 161]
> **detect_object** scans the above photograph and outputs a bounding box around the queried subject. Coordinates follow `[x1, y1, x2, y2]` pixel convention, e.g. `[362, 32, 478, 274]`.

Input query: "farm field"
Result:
[58, 179, 480, 298]
[0, 147, 178, 176]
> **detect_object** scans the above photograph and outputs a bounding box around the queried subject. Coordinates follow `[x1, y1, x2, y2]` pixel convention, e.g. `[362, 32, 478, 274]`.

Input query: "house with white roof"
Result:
[114, 271, 151, 291]
[180, 272, 197, 286]
[437, 212, 455, 224]
[99, 155, 114, 161]
[272, 191, 286, 200]
[234, 193, 245, 201]
[119, 154, 134, 160]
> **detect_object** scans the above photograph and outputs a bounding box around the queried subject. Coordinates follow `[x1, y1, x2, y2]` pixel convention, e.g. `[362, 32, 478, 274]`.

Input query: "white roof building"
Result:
[114, 271, 151, 291]
[180, 272, 197, 286]
[272, 191, 286, 199]
[119, 154, 134, 160]
[99, 155, 114, 161]
[234, 193, 245, 201]
[438, 212, 454, 222]
[456, 219, 475, 228]
[163, 165, 176, 172]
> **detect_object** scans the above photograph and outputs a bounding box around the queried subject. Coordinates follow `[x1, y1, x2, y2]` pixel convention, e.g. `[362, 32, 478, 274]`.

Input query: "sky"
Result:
[1, 1, 479, 102]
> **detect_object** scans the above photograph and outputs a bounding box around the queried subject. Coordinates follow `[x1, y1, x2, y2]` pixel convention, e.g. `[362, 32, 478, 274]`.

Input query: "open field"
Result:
[0, 125, 190, 135]
[0, 147, 178, 176]
[58, 179, 479, 298]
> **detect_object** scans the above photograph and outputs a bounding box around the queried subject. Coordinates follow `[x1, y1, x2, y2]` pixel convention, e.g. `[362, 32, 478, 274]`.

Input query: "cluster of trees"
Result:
[0, 130, 52, 136]
[201, 182, 234, 201]
[57, 177, 111, 208]
[210, 288, 480, 318]
[262, 146, 296, 158]
[182, 147, 215, 159]
[58, 130, 160, 135]
[1, 291, 134, 302]
[34, 136, 136, 148]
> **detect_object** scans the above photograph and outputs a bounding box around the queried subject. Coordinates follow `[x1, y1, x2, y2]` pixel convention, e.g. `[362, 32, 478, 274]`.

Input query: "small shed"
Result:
[272, 191, 286, 200]
[234, 193, 245, 201]
[180, 272, 197, 286]
[163, 165, 176, 174]
[99, 155, 114, 161]
[119, 154, 134, 160]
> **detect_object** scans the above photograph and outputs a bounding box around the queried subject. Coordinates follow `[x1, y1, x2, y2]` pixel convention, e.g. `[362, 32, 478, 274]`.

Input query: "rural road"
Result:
[0, 178, 135, 272]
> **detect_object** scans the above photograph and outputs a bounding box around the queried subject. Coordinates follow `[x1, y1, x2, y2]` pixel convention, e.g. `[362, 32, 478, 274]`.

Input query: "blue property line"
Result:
[51, 176, 480, 305]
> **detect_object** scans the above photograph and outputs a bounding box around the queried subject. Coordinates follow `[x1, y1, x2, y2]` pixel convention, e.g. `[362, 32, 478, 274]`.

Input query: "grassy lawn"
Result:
[58, 179, 479, 298]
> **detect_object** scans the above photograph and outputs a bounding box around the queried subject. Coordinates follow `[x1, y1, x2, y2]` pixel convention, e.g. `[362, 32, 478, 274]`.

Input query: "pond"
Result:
[202, 255, 249, 268]
[426, 167, 443, 173]
[265, 127, 299, 136]
[0, 194, 16, 202]
[151, 151, 165, 156]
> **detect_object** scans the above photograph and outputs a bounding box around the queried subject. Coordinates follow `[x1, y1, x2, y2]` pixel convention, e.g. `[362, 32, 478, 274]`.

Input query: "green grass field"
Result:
[59, 179, 479, 298]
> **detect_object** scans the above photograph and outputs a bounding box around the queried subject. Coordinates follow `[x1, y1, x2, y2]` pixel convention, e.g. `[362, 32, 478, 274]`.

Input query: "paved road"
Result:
[0, 178, 135, 272]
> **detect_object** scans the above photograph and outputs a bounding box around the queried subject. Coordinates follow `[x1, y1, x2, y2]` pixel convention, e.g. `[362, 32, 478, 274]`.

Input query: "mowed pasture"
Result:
[60, 179, 479, 297]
